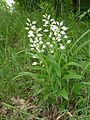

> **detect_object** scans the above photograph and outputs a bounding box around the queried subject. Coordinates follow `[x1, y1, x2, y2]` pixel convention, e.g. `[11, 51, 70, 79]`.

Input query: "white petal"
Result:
[34, 40, 38, 43]
[54, 32, 57, 36]
[43, 29, 48, 32]
[37, 34, 43, 37]
[51, 21, 56, 25]
[60, 21, 63, 26]
[56, 21, 59, 25]
[50, 18, 54, 22]
[29, 44, 34, 47]
[28, 30, 33, 34]
[46, 42, 50, 45]
[50, 32, 52, 36]
[30, 48, 34, 51]
[39, 41, 43, 44]
[28, 31, 34, 37]
[29, 24, 32, 26]
[50, 50, 54, 53]
[45, 21, 49, 25]
[62, 26, 68, 31]
[37, 28, 42, 32]
[56, 37, 61, 42]
[32, 21, 36, 24]
[50, 44, 53, 48]
[48, 15, 50, 20]
[43, 15, 46, 18]
[41, 50, 44, 53]
[33, 44, 37, 47]
[45, 13, 47, 16]
[57, 34, 61, 37]
[32, 55, 37, 58]
[60, 44, 65, 50]
[32, 62, 38, 65]
[37, 48, 41, 53]
[43, 24, 48, 27]
[29, 38, 33, 43]
[27, 18, 30, 23]
[61, 31, 66, 35]
[35, 37, 38, 41]
[52, 37, 55, 41]
[67, 40, 71, 43]
[42, 19, 47, 22]
[39, 37, 42, 41]
[42, 44, 46, 48]
[31, 26, 36, 30]
[26, 22, 29, 26]
[49, 35, 51, 38]
[49, 32, 52, 38]
[64, 35, 68, 38]
[25, 27, 29, 30]
[50, 25, 57, 32]
[42, 64, 45, 67]
[28, 34, 34, 38]
[40, 61, 43, 64]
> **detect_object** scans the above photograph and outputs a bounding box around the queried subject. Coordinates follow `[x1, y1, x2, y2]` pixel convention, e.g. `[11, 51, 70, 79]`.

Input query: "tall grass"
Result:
[0, 1, 31, 100]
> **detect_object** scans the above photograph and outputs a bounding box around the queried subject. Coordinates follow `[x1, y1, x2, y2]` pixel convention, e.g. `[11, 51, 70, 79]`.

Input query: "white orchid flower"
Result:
[32, 62, 38, 65]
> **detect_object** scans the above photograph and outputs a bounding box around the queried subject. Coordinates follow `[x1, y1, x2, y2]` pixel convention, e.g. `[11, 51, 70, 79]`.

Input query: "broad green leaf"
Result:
[35, 73, 48, 79]
[60, 89, 68, 100]
[47, 55, 59, 68]
[47, 55, 61, 77]
[49, 64, 61, 78]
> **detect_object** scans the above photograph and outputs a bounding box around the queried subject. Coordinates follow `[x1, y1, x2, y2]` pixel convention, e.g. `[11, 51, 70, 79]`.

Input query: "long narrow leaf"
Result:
[63, 71, 82, 80]
[12, 72, 36, 80]
[68, 29, 90, 54]
[81, 62, 90, 74]
[74, 40, 90, 54]
[62, 62, 82, 71]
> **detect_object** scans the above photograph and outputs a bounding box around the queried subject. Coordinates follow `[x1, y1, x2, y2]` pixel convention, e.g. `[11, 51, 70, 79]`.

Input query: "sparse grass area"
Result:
[0, 1, 90, 120]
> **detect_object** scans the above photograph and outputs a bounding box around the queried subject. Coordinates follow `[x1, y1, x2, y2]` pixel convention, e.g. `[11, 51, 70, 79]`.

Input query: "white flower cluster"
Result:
[42, 13, 71, 51]
[25, 14, 71, 65]
[25, 19, 43, 53]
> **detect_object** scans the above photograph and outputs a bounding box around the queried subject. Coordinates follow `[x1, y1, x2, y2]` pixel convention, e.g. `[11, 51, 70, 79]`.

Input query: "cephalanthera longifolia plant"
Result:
[24, 13, 83, 108]
[25, 13, 71, 55]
